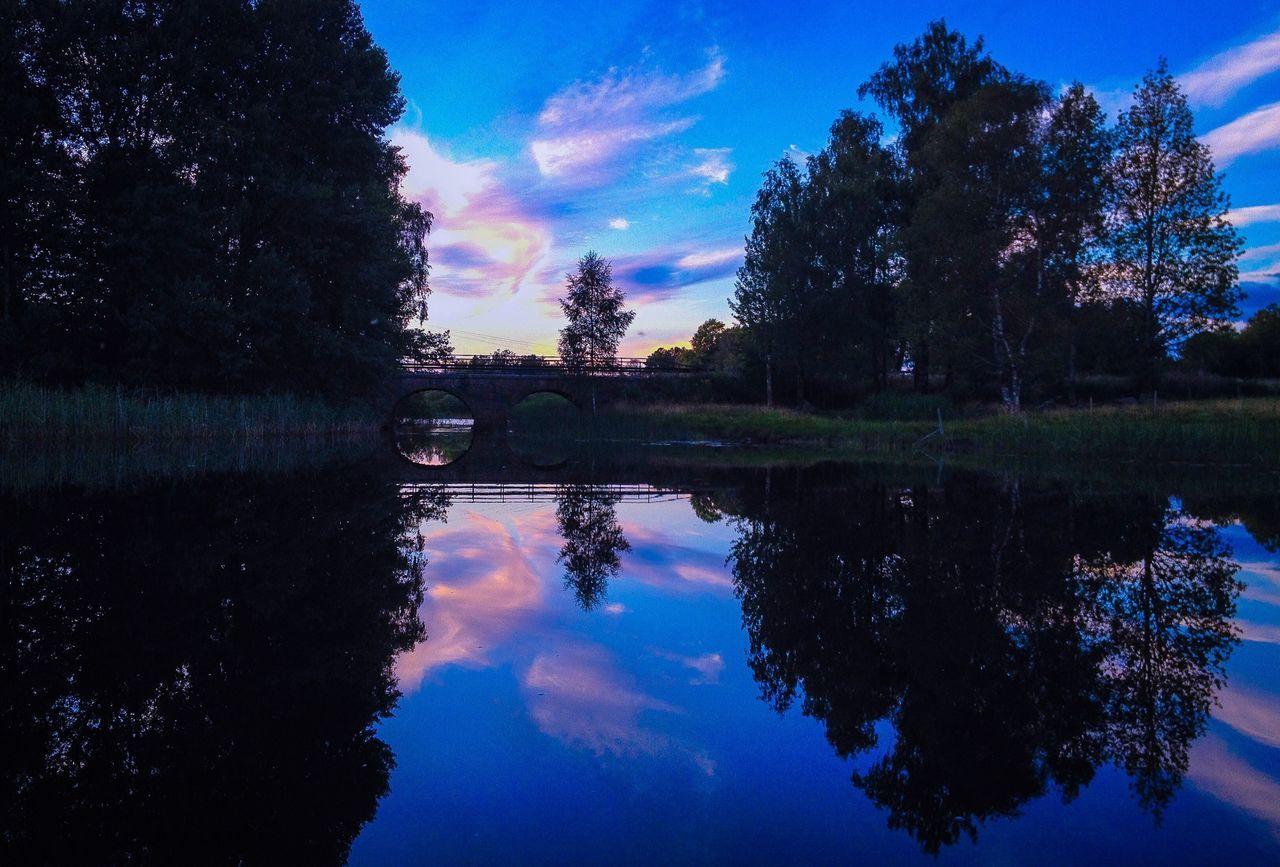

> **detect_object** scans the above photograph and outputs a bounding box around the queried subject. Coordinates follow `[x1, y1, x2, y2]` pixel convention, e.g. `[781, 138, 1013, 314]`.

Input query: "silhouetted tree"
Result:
[0, 463, 448, 863]
[554, 485, 631, 610]
[558, 251, 635, 371]
[1, 0, 440, 397]
[725, 467, 1240, 853]
[1106, 60, 1242, 392]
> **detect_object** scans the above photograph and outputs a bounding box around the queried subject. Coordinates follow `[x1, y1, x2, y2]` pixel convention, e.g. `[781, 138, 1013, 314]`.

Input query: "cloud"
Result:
[523, 644, 678, 757]
[1181, 28, 1280, 107]
[652, 649, 725, 684]
[1240, 242, 1280, 263]
[686, 147, 733, 192]
[393, 127, 554, 301]
[607, 244, 743, 305]
[1202, 101, 1280, 166]
[529, 49, 726, 182]
[1190, 736, 1280, 833]
[1215, 687, 1280, 749]
[609, 217, 631, 230]
[1229, 204, 1280, 226]
[393, 511, 549, 691]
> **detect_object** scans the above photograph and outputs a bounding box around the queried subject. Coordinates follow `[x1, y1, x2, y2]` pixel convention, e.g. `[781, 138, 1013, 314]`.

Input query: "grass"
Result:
[511, 397, 1280, 467]
[0, 381, 379, 444]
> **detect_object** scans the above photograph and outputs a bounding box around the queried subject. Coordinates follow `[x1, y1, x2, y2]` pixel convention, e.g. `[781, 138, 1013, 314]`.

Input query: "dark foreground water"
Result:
[3, 443, 1279, 864]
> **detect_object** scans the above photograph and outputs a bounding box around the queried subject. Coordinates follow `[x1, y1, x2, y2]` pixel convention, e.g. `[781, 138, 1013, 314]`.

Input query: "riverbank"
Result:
[517, 398, 1280, 467]
[0, 382, 378, 444]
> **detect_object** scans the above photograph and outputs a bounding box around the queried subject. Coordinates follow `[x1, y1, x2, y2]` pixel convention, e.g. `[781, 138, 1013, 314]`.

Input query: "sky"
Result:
[359, 0, 1280, 356]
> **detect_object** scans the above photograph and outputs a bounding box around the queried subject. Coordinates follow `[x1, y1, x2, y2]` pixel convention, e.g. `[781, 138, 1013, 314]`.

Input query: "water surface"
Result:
[4, 445, 1278, 863]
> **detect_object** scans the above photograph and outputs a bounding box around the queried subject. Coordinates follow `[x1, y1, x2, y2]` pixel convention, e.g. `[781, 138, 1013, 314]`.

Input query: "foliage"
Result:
[1, 0, 443, 399]
[725, 468, 1240, 852]
[557, 251, 635, 371]
[1180, 304, 1280, 378]
[1105, 60, 1243, 389]
[720, 21, 1246, 411]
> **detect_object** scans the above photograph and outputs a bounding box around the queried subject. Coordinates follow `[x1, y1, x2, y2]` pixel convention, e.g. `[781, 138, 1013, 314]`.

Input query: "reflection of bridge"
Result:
[400, 482, 693, 503]
[393, 356, 701, 430]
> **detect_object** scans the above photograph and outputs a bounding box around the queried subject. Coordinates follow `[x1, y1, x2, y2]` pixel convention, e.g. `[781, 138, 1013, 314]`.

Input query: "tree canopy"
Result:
[2, 0, 442, 399]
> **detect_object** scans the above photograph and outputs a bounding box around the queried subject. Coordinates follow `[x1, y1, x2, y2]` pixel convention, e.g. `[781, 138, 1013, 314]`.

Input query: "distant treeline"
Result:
[657, 21, 1261, 409]
[2, 1, 448, 399]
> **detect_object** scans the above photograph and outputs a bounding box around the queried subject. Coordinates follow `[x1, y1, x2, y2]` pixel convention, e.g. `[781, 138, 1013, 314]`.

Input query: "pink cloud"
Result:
[529, 49, 726, 183]
[1215, 686, 1280, 749]
[652, 649, 725, 684]
[394, 511, 549, 691]
[392, 127, 553, 300]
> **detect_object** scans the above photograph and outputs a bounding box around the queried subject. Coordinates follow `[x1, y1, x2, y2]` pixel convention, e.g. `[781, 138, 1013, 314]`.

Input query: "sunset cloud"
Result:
[608, 217, 631, 230]
[1181, 27, 1280, 107]
[529, 49, 726, 182]
[393, 127, 554, 301]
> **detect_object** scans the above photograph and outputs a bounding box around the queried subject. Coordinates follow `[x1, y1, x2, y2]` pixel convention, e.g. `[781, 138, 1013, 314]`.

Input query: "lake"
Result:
[3, 441, 1278, 864]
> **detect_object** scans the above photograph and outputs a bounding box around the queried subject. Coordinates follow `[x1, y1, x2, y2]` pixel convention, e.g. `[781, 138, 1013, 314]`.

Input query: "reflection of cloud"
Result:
[1190, 736, 1280, 833]
[620, 524, 735, 595]
[1240, 560, 1280, 606]
[1181, 28, 1280, 107]
[523, 644, 677, 756]
[530, 49, 725, 183]
[1216, 687, 1280, 749]
[653, 649, 724, 684]
[395, 512, 547, 691]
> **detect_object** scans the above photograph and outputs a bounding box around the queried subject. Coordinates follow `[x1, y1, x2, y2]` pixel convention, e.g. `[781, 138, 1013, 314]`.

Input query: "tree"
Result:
[1040, 84, 1112, 402]
[1107, 60, 1242, 392]
[557, 251, 635, 371]
[554, 485, 632, 610]
[859, 20, 1007, 392]
[2, 0, 436, 398]
[805, 111, 902, 393]
[732, 157, 812, 405]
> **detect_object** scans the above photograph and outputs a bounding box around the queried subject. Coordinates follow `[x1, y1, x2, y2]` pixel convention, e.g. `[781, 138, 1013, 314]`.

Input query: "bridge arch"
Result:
[391, 388, 476, 467]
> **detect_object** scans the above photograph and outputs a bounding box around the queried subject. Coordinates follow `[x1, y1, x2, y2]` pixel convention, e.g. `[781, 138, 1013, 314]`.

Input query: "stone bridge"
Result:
[391, 356, 700, 431]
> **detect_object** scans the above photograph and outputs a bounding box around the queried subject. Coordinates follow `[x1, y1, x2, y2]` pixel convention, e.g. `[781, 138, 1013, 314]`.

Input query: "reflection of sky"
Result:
[351, 498, 1280, 864]
[1186, 525, 1280, 840]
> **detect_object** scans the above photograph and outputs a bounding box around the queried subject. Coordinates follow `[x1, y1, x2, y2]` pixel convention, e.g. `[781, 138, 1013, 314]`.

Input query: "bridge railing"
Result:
[399, 355, 704, 374]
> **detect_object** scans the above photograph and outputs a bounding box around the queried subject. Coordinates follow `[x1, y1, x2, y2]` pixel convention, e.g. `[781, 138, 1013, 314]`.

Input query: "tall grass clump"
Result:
[954, 398, 1280, 464]
[1, 382, 379, 444]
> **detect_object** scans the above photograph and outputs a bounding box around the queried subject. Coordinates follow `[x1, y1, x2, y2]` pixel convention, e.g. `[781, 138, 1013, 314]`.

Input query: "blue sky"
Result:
[360, 0, 1280, 355]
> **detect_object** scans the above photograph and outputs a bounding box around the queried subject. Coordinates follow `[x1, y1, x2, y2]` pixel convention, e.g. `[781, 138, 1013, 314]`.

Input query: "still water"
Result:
[3, 443, 1279, 864]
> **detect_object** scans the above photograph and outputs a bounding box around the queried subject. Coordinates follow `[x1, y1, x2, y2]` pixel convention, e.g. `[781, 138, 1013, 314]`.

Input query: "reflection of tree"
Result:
[727, 469, 1240, 854]
[0, 466, 447, 864]
[555, 485, 631, 610]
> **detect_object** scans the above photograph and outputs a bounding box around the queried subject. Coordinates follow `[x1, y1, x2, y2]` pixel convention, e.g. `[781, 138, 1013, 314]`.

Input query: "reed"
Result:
[0, 382, 379, 444]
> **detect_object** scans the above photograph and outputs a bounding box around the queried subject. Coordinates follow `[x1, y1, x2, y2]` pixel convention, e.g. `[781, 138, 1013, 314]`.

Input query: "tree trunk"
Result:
[765, 352, 774, 407]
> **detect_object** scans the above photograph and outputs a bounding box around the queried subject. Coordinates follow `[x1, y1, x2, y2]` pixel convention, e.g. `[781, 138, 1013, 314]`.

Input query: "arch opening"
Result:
[393, 389, 475, 467]
[509, 391, 582, 466]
